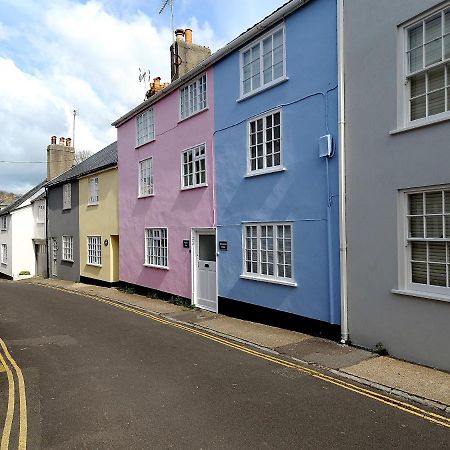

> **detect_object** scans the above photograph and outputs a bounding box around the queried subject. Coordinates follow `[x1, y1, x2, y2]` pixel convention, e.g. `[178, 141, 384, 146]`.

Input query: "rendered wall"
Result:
[0, 215, 12, 278]
[11, 206, 36, 278]
[47, 182, 80, 282]
[118, 68, 215, 298]
[214, 0, 340, 323]
[79, 168, 119, 283]
[344, 0, 450, 370]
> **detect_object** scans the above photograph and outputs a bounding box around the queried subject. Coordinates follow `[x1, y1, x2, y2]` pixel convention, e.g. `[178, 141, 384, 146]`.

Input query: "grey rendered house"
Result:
[46, 142, 117, 282]
[342, 0, 450, 370]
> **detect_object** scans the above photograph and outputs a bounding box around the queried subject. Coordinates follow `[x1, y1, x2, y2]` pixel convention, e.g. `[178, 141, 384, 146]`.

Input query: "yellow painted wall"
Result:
[79, 167, 119, 283]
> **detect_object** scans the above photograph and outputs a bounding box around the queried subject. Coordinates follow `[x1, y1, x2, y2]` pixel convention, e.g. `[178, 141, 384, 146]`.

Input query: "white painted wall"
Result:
[0, 214, 12, 278]
[11, 206, 36, 279]
[33, 199, 46, 240]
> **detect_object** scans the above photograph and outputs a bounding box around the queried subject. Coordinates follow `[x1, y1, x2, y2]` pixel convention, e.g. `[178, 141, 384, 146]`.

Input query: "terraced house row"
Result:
[1, 0, 449, 372]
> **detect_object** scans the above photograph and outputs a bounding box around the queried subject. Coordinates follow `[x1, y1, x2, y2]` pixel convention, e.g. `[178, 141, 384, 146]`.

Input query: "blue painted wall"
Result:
[214, 0, 340, 324]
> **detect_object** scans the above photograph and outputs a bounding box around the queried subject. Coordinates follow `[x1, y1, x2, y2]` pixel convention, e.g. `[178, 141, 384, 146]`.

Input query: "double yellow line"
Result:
[83, 293, 450, 430]
[0, 338, 27, 450]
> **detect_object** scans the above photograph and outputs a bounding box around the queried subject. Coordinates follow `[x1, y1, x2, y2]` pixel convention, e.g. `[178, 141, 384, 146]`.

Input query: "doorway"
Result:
[51, 238, 57, 277]
[192, 229, 217, 312]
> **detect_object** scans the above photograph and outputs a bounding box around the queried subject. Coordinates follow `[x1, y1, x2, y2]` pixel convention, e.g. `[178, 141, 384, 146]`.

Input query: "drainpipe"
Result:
[338, 0, 349, 343]
[45, 186, 50, 278]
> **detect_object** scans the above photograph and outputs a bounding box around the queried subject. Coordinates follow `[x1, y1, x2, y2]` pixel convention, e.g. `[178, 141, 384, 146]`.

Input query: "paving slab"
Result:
[275, 337, 375, 369]
[200, 316, 310, 349]
[341, 356, 450, 406]
[166, 309, 218, 324]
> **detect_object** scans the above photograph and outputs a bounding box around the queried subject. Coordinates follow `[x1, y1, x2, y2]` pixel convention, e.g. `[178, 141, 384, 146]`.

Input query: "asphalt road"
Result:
[0, 281, 448, 449]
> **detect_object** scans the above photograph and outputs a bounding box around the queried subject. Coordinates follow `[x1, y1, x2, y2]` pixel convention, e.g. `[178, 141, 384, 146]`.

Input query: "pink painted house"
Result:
[113, 31, 217, 311]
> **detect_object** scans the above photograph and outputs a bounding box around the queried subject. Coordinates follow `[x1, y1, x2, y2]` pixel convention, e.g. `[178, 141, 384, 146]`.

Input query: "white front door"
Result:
[193, 230, 217, 312]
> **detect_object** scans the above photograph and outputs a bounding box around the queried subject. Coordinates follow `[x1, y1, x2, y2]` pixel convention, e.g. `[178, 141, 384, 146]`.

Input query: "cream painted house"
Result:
[78, 144, 119, 285]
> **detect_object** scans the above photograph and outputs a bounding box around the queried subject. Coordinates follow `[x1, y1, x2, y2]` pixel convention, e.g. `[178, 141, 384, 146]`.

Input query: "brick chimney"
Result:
[47, 136, 75, 181]
[146, 76, 170, 99]
[170, 28, 211, 82]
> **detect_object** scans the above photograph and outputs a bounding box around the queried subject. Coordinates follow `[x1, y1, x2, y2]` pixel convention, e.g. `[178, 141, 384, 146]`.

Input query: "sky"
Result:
[0, 0, 287, 194]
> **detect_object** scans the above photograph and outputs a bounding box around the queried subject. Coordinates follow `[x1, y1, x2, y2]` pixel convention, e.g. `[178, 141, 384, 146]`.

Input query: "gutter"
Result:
[337, 0, 349, 343]
[111, 0, 311, 128]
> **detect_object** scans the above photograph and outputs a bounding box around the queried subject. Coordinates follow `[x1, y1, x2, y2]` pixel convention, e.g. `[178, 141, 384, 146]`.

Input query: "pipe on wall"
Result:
[338, 0, 349, 343]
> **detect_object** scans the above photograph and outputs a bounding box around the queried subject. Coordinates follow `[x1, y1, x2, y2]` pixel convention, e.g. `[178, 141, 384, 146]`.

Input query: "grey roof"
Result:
[47, 141, 117, 187]
[0, 179, 47, 216]
[112, 0, 309, 127]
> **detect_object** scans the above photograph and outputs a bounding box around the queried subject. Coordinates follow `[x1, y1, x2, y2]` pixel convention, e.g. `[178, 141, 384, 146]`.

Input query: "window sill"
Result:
[135, 138, 155, 150]
[62, 207, 71, 211]
[181, 183, 208, 191]
[390, 113, 450, 135]
[240, 274, 297, 287]
[61, 259, 74, 263]
[143, 264, 169, 270]
[87, 263, 102, 268]
[245, 167, 286, 178]
[178, 107, 209, 123]
[391, 288, 450, 304]
[138, 193, 154, 199]
[1, 262, 6, 266]
[237, 76, 289, 103]
[88, 203, 99, 207]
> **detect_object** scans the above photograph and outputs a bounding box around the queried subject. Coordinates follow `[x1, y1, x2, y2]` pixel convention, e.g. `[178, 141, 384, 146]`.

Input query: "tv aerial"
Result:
[159, 0, 175, 45]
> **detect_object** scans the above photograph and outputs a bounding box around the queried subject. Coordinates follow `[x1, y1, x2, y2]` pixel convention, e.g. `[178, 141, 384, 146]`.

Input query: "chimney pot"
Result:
[65, 138, 72, 147]
[175, 28, 185, 41]
[59, 137, 66, 145]
[51, 136, 57, 144]
[153, 77, 161, 88]
[185, 28, 192, 44]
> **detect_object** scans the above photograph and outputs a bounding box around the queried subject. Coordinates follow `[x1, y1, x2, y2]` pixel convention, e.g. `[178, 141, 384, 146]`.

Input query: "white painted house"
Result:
[0, 181, 47, 280]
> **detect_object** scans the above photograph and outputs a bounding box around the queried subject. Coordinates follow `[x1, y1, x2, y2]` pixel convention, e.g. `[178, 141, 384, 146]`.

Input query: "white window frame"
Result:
[399, 2, 450, 128]
[138, 157, 154, 198]
[63, 183, 71, 210]
[144, 228, 168, 269]
[247, 109, 283, 176]
[239, 24, 287, 100]
[397, 185, 450, 300]
[1, 244, 7, 264]
[180, 143, 207, 190]
[180, 73, 208, 121]
[88, 177, 99, 205]
[37, 201, 46, 223]
[61, 235, 74, 262]
[241, 222, 296, 286]
[87, 235, 102, 266]
[136, 108, 155, 147]
[0, 216, 7, 231]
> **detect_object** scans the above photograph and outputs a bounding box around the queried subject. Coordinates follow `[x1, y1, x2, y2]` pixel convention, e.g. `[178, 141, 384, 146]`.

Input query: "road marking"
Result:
[0, 338, 27, 449]
[70, 293, 450, 430]
[0, 352, 14, 450]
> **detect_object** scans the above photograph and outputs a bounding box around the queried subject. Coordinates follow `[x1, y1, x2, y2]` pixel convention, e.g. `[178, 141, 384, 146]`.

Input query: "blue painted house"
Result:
[214, 0, 340, 324]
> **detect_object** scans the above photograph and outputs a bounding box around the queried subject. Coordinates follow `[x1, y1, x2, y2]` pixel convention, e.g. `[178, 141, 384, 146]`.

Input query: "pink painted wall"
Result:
[117, 68, 215, 299]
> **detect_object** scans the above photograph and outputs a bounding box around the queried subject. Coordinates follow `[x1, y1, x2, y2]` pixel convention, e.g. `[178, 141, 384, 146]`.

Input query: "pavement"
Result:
[20, 277, 450, 411]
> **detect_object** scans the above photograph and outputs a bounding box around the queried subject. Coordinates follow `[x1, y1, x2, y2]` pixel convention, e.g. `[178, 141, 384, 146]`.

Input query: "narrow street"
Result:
[0, 281, 448, 449]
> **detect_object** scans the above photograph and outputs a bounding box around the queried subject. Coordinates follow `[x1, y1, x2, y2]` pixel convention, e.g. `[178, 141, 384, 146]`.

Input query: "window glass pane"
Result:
[428, 66, 445, 91]
[445, 217, 450, 238]
[411, 241, 427, 260]
[411, 74, 426, 97]
[428, 90, 446, 115]
[445, 35, 450, 59]
[410, 217, 424, 237]
[425, 39, 442, 66]
[411, 261, 427, 284]
[425, 191, 443, 213]
[408, 23, 423, 49]
[445, 191, 450, 213]
[243, 50, 250, 65]
[446, 11, 450, 34]
[411, 97, 426, 120]
[273, 62, 284, 80]
[429, 242, 446, 262]
[429, 263, 447, 286]
[273, 29, 283, 48]
[263, 36, 272, 55]
[426, 216, 443, 238]
[409, 47, 423, 73]
[199, 235, 216, 261]
[425, 16, 442, 42]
